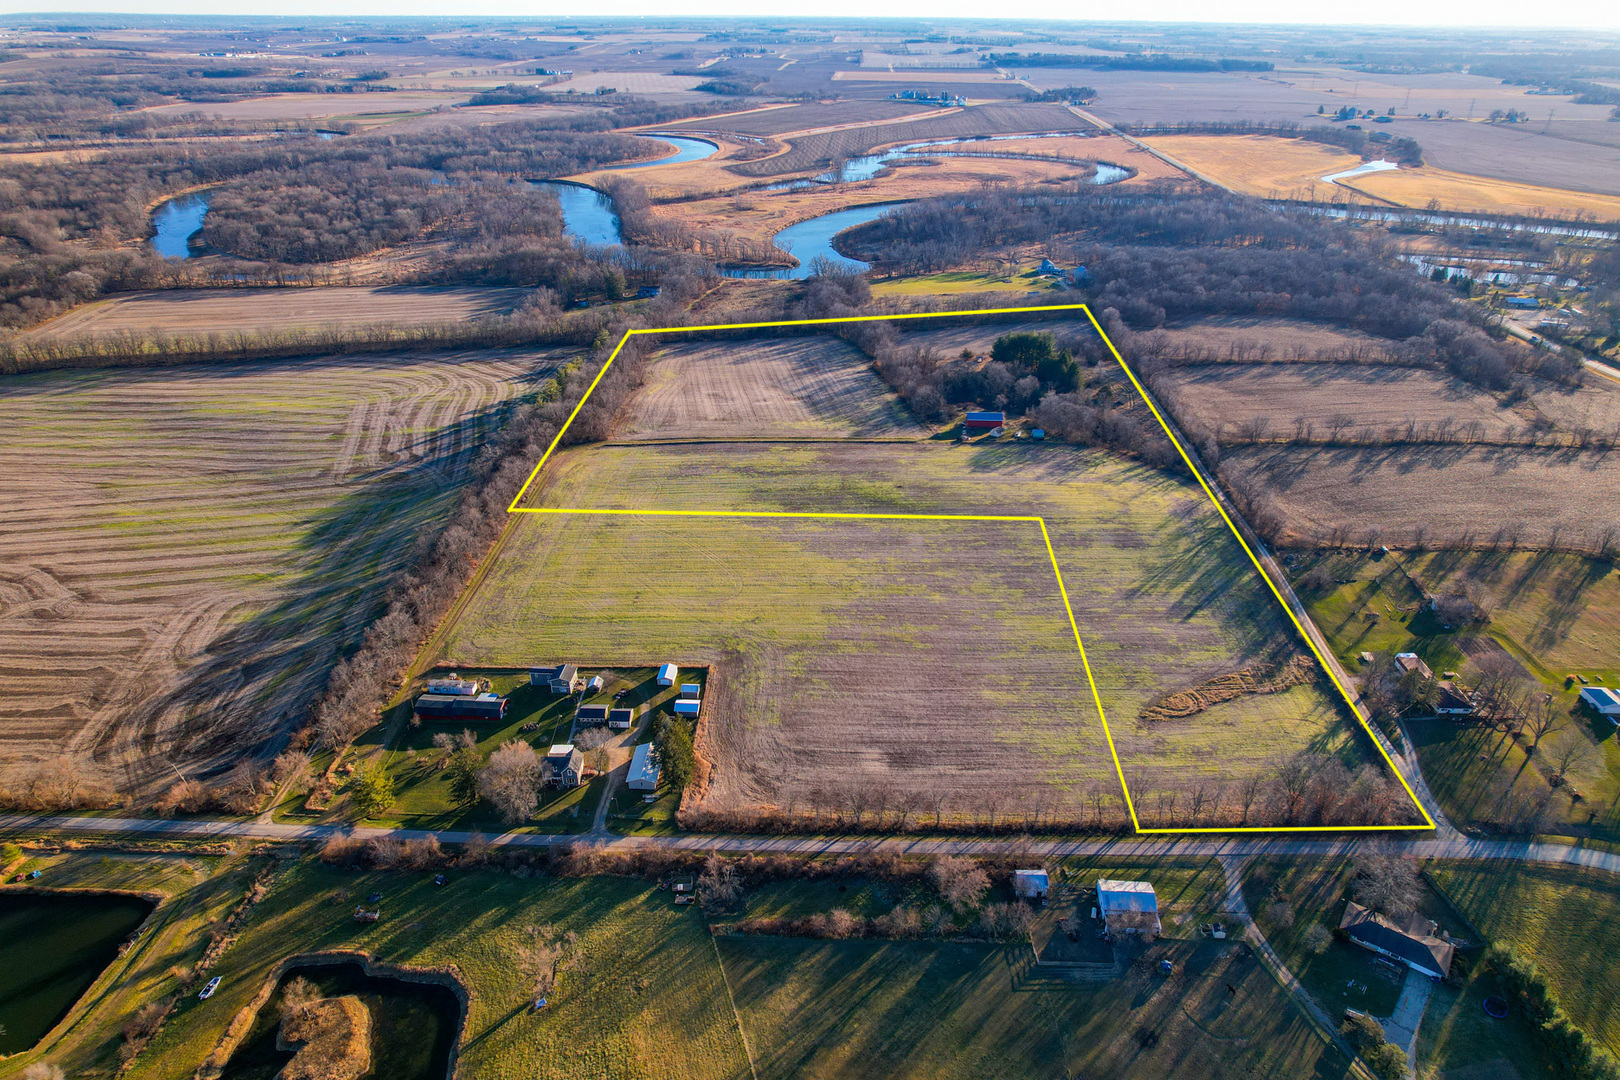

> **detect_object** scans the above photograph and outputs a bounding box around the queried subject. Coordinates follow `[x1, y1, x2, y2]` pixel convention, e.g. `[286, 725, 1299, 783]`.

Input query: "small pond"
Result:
[0, 891, 154, 1055]
[151, 192, 211, 259]
[219, 961, 461, 1080]
[722, 201, 915, 280]
[532, 181, 624, 246]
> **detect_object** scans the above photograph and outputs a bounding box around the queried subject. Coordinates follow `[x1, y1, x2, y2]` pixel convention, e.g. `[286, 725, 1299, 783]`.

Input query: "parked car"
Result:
[198, 977, 222, 1000]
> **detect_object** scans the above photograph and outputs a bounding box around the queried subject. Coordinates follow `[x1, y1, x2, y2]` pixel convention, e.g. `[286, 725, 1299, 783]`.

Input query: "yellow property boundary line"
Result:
[503, 304, 1435, 835]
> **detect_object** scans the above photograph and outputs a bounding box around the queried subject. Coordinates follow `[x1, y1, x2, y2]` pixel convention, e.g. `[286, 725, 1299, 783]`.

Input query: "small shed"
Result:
[576, 704, 610, 725]
[1394, 653, 1434, 680]
[1580, 686, 1620, 719]
[1097, 878, 1161, 937]
[1030, 429, 1045, 441]
[657, 663, 678, 688]
[608, 707, 635, 730]
[628, 742, 661, 791]
[1013, 869, 1050, 900]
[426, 677, 479, 696]
[673, 698, 701, 718]
[588, 675, 605, 693]
[964, 411, 1005, 432]
[679, 683, 701, 700]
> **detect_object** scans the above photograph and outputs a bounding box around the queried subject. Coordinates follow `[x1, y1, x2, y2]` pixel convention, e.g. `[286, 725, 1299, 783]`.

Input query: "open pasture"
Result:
[1142, 135, 1364, 201]
[1221, 444, 1620, 549]
[617, 337, 927, 440]
[0, 350, 551, 789]
[142, 92, 467, 121]
[449, 437, 1391, 828]
[29, 286, 530, 340]
[1346, 164, 1620, 221]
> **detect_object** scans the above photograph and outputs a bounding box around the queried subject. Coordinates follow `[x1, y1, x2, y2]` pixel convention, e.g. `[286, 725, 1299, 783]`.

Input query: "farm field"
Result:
[1347, 164, 1620, 221]
[444, 433, 1397, 828]
[1157, 364, 1537, 443]
[28, 286, 530, 339]
[1130, 316, 1400, 363]
[714, 932, 1352, 1080]
[662, 100, 943, 137]
[1141, 135, 1365, 201]
[0, 350, 552, 790]
[1220, 444, 1620, 550]
[1428, 862, 1620, 1058]
[121, 863, 753, 1080]
[142, 92, 468, 120]
[615, 337, 927, 440]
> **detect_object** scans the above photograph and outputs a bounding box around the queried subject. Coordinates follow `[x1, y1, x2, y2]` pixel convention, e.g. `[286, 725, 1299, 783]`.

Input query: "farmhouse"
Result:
[1503, 296, 1540, 310]
[1394, 653, 1434, 680]
[608, 707, 635, 730]
[1097, 879, 1160, 938]
[964, 411, 1005, 432]
[657, 663, 678, 688]
[425, 677, 480, 696]
[530, 664, 579, 694]
[1338, 901, 1455, 979]
[628, 741, 661, 791]
[1580, 686, 1620, 720]
[1436, 682, 1475, 717]
[673, 698, 701, 718]
[542, 744, 584, 789]
[1013, 870, 1050, 900]
[412, 692, 508, 722]
[576, 704, 610, 725]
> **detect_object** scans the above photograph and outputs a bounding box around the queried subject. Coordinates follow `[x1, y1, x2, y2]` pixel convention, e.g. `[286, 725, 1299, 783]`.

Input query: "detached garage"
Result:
[1580, 686, 1620, 721]
[628, 742, 661, 791]
[673, 699, 701, 718]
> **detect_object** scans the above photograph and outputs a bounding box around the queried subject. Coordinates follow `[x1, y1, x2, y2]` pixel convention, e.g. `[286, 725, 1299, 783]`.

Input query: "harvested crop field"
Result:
[143, 92, 467, 120]
[1132, 317, 1399, 364]
[617, 338, 927, 440]
[29, 286, 529, 340]
[444, 439, 1398, 828]
[1158, 364, 1529, 442]
[664, 100, 940, 137]
[1346, 165, 1620, 221]
[1141, 135, 1365, 201]
[1221, 444, 1620, 548]
[0, 350, 553, 788]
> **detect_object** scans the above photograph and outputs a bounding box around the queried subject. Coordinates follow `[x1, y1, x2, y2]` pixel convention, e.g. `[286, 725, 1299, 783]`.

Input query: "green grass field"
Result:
[1428, 862, 1620, 1058]
[441, 437, 1393, 828]
[1295, 549, 1620, 837]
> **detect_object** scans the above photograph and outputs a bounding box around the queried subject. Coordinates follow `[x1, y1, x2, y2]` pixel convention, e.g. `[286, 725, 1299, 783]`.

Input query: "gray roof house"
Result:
[1339, 901, 1455, 979]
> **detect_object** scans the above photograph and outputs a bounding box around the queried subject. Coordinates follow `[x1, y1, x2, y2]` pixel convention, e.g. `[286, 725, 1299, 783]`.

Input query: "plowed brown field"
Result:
[0, 349, 554, 788]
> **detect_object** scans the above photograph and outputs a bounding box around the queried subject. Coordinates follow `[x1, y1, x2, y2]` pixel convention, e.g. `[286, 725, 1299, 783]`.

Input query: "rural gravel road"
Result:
[5, 812, 1620, 876]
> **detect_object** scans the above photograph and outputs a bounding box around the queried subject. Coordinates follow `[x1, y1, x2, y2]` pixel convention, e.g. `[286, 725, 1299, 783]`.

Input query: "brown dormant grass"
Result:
[28, 286, 530, 339]
[1141, 135, 1366, 201]
[1347, 166, 1620, 221]
[0, 350, 552, 790]
[616, 337, 928, 440]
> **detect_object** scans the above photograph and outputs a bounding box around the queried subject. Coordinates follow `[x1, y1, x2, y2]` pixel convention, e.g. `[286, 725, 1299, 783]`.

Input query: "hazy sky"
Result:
[4, 0, 1619, 29]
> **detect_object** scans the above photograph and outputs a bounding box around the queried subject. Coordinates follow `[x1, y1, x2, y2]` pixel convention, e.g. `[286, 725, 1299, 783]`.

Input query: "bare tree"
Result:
[927, 856, 989, 911]
[698, 853, 742, 911]
[1352, 850, 1422, 920]
[1524, 694, 1565, 754]
[477, 740, 541, 825]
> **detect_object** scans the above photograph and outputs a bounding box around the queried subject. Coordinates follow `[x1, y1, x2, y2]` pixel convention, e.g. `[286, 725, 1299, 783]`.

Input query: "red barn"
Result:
[964, 411, 1005, 431]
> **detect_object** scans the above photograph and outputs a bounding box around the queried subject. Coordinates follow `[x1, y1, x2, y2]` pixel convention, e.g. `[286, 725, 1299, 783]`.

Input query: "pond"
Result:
[151, 192, 210, 259]
[1322, 159, 1400, 185]
[0, 891, 154, 1055]
[218, 961, 461, 1080]
[608, 134, 718, 170]
[722, 202, 915, 280]
[531, 181, 624, 246]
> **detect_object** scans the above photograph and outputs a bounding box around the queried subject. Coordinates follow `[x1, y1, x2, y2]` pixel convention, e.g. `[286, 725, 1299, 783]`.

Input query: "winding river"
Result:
[150, 192, 210, 258]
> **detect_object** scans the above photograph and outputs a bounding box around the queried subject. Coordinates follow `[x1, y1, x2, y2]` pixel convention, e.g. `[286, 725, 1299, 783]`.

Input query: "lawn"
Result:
[125, 862, 753, 1080]
[1295, 548, 1620, 838]
[443, 437, 1394, 829]
[714, 932, 1355, 1080]
[1427, 861, 1620, 1058]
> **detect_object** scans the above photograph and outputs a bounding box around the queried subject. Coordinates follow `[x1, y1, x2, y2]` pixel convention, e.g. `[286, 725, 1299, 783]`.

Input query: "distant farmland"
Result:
[444, 434, 1399, 829]
[0, 350, 553, 789]
[30, 285, 529, 340]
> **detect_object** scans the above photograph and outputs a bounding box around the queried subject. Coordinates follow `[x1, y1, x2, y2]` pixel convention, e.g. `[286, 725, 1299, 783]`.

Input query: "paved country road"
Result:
[6, 812, 1620, 876]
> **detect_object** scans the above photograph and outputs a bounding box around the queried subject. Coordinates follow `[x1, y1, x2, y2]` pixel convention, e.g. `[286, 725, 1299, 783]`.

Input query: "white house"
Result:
[657, 663, 678, 688]
[1580, 686, 1620, 721]
[628, 742, 661, 791]
[1097, 878, 1161, 937]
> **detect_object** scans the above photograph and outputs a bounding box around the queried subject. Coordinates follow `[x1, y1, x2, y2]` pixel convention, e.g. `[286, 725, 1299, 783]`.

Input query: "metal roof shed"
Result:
[657, 663, 678, 687]
[679, 683, 701, 699]
[673, 698, 701, 717]
[1013, 870, 1050, 899]
[628, 742, 661, 791]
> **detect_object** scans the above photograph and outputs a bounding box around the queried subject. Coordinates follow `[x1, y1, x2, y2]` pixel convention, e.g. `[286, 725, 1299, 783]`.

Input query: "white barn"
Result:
[657, 663, 678, 688]
[628, 742, 661, 792]
[1580, 686, 1620, 720]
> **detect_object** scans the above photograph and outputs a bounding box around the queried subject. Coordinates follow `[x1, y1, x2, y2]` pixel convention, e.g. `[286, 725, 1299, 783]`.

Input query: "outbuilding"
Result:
[1580, 686, 1620, 720]
[426, 677, 479, 696]
[576, 704, 610, 725]
[1394, 653, 1434, 680]
[588, 675, 605, 693]
[608, 707, 635, 730]
[679, 683, 701, 700]
[628, 742, 661, 792]
[1097, 878, 1161, 938]
[1013, 869, 1050, 900]
[964, 411, 1005, 432]
[657, 663, 678, 688]
[413, 692, 508, 722]
[1339, 901, 1454, 979]
[673, 698, 701, 718]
